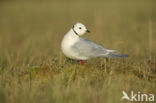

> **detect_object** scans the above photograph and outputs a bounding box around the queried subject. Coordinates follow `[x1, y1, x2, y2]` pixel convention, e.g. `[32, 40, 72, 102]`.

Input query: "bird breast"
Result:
[61, 33, 80, 59]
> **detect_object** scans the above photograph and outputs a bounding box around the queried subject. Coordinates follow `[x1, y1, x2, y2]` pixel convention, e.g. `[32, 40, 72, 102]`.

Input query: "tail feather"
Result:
[107, 50, 119, 53]
[108, 54, 128, 58]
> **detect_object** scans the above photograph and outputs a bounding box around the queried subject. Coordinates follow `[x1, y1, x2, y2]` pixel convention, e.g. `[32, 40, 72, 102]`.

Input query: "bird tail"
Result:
[107, 54, 128, 58]
[107, 50, 119, 53]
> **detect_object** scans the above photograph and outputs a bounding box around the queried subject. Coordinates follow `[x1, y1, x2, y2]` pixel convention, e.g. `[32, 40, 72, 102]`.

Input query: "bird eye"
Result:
[79, 27, 82, 29]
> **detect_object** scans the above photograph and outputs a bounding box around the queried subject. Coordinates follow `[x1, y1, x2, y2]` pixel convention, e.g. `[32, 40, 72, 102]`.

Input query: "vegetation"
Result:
[0, 0, 155, 103]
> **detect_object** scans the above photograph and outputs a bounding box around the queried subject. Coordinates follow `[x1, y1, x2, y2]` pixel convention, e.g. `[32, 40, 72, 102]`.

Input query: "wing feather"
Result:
[71, 37, 108, 58]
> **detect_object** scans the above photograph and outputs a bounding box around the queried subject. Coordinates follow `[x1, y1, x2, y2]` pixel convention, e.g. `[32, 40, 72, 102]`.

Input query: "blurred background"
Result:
[0, 0, 156, 103]
[0, 0, 155, 60]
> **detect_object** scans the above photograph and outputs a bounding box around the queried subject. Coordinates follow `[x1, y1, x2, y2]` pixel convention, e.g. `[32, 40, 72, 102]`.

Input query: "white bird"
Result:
[61, 22, 128, 62]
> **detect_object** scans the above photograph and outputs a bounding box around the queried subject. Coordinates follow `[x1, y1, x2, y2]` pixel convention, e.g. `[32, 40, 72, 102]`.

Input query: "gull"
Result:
[61, 22, 128, 64]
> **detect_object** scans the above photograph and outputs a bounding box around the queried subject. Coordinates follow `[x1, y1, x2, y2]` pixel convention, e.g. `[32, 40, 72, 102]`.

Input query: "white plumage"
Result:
[61, 22, 128, 60]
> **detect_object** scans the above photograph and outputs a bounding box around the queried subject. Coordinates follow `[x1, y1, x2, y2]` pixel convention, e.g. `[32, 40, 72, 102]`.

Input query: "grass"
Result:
[0, 0, 156, 103]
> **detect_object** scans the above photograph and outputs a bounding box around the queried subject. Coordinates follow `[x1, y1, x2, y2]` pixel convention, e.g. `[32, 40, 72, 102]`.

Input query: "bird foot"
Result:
[80, 60, 84, 65]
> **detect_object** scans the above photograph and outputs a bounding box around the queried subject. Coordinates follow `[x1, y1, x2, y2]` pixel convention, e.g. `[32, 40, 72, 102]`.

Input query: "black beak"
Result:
[86, 30, 90, 33]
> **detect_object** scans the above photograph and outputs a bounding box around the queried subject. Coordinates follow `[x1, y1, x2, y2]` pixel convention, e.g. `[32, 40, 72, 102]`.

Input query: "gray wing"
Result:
[71, 37, 109, 58]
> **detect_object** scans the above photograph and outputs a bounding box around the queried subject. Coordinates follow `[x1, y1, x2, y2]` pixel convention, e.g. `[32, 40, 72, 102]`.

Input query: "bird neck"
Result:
[72, 25, 79, 36]
[68, 29, 80, 39]
[62, 29, 80, 45]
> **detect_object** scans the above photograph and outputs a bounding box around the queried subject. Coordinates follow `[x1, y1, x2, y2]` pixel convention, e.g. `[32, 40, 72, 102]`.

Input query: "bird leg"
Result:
[80, 60, 84, 65]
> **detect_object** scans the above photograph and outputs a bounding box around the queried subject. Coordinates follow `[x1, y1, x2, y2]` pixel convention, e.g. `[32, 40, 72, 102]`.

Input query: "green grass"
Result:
[0, 0, 156, 103]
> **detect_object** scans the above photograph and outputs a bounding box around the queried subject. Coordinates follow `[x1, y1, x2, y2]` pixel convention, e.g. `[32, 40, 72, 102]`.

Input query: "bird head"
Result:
[72, 22, 90, 36]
